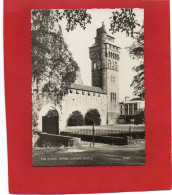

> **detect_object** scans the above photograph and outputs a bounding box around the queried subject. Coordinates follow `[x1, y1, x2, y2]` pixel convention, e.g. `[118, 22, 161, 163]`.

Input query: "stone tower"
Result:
[89, 22, 120, 124]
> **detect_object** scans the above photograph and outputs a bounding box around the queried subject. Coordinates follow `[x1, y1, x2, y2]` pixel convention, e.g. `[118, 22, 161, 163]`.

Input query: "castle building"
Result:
[35, 23, 121, 131]
[118, 97, 145, 124]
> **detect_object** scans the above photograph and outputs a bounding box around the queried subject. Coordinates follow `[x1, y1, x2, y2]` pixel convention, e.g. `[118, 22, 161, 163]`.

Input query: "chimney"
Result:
[125, 96, 130, 102]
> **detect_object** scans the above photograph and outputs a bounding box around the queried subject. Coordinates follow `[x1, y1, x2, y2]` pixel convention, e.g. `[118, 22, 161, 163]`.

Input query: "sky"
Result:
[59, 9, 144, 101]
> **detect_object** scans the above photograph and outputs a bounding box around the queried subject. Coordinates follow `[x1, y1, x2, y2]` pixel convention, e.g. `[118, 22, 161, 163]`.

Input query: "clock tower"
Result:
[89, 22, 120, 124]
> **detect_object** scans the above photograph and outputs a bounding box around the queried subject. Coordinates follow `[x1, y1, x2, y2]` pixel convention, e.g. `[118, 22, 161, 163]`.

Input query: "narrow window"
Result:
[125, 104, 128, 115]
[112, 62, 114, 70]
[114, 93, 116, 102]
[108, 51, 111, 58]
[129, 104, 133, 115]
[109, 60, 111, 69]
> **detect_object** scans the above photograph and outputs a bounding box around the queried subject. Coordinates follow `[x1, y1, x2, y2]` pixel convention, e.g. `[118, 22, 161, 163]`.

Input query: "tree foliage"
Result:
[109, 9, 140, 37]
[85, 109, 101, 126]
[127, 27, 144, 59]
[134, 109, 145, 124]
[127, 27, 144, 99]
[31, 10, 91, 104]
[109, 9, 144, 99]
[32, 110, 38, 129]
[45, 109, 58, 117]
[67, 111, 84, 126]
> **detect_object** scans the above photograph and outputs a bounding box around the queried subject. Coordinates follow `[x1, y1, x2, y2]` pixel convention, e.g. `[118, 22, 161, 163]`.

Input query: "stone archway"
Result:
[37, 104, 61, 132]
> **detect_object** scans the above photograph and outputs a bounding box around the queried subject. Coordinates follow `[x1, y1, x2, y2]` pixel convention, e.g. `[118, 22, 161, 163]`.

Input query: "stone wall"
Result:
[40, 133, 81, 147]
[106, 68, 120, 124]
[61, 88, 108, 128]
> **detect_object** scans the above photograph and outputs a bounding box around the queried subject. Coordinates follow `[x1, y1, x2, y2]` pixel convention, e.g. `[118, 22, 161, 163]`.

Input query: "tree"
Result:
[45, 110, 58, 117]
[109, 9, 140, 37]
[32, 110, 38, 130]
[109, 9, 144, 99]
[31, 10, 92, 103]
[85, 109, 101, 126]
[127, 27, 144, 99]
[31, 10, 92, 129]
[134, 109, 145, 125]
[67, 111, 84, 126]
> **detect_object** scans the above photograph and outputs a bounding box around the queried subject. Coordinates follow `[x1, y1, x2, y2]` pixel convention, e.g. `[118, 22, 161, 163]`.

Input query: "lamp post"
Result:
[92, 122, 95, 147]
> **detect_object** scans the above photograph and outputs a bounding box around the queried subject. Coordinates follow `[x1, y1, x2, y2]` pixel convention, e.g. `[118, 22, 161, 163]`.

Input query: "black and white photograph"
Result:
[31, 9, 145, 166]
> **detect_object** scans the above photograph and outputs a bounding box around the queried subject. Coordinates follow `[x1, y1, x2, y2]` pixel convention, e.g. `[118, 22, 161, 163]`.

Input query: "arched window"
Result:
[114, 54, 117, 60]
[111, 92, 116, 102]
[108, 51, 111, 58]
[108, 60, 111, 69]
[112, 62, 114, 70]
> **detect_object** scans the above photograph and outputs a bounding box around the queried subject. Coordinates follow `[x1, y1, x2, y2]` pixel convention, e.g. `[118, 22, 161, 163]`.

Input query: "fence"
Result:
[60, 125, 145, 146]
[62, 126, 145, 137]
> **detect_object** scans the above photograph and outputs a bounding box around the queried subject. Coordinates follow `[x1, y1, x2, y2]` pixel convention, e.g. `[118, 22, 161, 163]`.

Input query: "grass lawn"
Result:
[33, 140, 145, 166]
